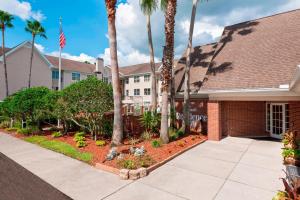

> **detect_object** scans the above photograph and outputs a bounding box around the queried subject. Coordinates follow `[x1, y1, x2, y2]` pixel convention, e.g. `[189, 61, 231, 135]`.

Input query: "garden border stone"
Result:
[94, 139, 207, 180]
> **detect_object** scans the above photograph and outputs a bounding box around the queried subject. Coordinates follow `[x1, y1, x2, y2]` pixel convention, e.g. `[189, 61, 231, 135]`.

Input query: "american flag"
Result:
[59, 27, 66, 49]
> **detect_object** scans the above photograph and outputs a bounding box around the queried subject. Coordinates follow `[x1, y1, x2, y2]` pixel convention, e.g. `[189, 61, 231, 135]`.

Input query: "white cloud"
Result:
[99, 48, 159, 67]
[34, 43, 45, 53]
[277, 0, 300, 12]
[48, 51, 96, 64]
[180, 18, 224, 40]
[0, 0, 45, 21]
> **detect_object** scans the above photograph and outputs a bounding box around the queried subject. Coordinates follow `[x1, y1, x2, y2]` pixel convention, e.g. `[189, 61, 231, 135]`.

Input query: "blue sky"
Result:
[1, 0, 300, 66]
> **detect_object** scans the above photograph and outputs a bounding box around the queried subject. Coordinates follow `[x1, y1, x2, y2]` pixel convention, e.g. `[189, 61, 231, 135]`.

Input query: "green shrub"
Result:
[282, 148, 300, 158]
[151, 140, 161, 148]
[74, 132, 85, 142]
[51, 131, 62, 138]
[140, 131, 152, 141]
[140, 111, 161, 133]
[74, 132, 85, 137]
[13, 121, 22, 129]
[0, 121, 10, 129]
[176, 129, 185, 137]
[117, 155, 155, 169]
[138, 155, 155, 168]
[118, 159, 136, 169]
[76, 140, 87, 148]
[17, 128, 31, 136]
[74, 136, 85, 142]
[95, 140, 106, 146]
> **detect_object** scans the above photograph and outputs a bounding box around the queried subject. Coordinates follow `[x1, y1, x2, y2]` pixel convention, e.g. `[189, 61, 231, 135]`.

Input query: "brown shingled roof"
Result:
[0, 47, 12, 56]
[119, 62, 162, 76]
[201, 9, 300, 90]
[45, 55, 96, 74]
[174, 43, 217, 93]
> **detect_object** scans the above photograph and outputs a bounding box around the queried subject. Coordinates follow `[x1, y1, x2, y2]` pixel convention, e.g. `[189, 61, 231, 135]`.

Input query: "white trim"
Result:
[0, 41, 53, 68]
[290, 65, 300, 92]
[269, 103, 287, 139]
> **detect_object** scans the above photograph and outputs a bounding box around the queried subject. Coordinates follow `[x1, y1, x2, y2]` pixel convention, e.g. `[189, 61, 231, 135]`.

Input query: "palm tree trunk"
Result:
[107, 10, 123, 146]
[182, 0, 198, 134]
[146, 14, 157, 112]
[28, 35, 35, 88]
[160, 0, 177, 144]
[2, 27, 8, 97]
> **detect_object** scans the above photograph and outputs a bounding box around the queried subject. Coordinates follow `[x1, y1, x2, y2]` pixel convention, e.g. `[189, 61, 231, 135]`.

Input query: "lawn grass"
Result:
[24, 136, 93, 163]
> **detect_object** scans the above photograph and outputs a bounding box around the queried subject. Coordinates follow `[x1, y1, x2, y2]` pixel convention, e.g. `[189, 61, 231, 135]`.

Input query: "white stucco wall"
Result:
[0, 44, 52, 100]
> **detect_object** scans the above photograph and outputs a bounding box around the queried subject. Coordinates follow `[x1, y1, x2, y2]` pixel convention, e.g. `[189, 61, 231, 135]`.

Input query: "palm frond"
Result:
[160, 0, 168, 11]
[0, 10, 14, 30]
[25, 20, 47, 39]
[139, 0, 158, 15]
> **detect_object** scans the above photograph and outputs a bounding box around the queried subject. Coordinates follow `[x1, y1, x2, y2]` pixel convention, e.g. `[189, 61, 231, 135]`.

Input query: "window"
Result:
[125, 78, 129, 84]
[52, 70, 59, 80]
[87, 74, 94, 78]
[144, 75, 150, 82]
[72, 72, 80, 81]
[134, 76, 140, 83]
[103, 77, 109, 83]
[134, 89, 140, 96]
[126, 90, 129, 96]
[144, 88, 151, 95]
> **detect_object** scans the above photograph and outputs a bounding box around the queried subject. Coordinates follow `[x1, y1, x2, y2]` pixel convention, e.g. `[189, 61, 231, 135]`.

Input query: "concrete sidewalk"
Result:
[0, 132, 284, 200]
[0, 133, 132, 200]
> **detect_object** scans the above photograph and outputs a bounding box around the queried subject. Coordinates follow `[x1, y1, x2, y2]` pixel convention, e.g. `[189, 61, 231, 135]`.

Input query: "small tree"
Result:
[60, 76, 113, 140]
[7, 87, 52, 129]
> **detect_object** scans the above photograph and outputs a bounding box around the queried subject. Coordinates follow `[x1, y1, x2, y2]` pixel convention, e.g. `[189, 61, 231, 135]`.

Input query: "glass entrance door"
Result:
[270, 104, 286, 139]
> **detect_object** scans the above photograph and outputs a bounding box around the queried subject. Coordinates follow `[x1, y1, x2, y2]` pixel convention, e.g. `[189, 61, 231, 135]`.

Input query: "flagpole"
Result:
[58, 17, 62, 129]
[58, 17, 62, 91]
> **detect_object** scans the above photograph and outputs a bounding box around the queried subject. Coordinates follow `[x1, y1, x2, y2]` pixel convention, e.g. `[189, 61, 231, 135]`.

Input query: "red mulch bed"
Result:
[1, 129, 207, 169]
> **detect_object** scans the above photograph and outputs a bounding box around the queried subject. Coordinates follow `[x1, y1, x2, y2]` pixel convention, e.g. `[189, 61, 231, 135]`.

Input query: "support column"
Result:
[208, 101, 222, 141]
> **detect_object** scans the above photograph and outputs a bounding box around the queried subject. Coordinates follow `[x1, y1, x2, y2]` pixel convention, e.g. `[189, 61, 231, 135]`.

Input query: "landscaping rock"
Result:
[106, 147, 118, 161]
[117, 153, 124, 160]
[129, 169, 140, 180]
[119, 169, 129, 180]
[134, 146, 145, 157]
[138, 167, 147, 178]
[129, 146, 136, 154]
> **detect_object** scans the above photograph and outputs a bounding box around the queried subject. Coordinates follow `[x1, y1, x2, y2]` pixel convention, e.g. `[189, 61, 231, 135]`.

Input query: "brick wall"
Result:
[221, 101, 268, 137]
[289, 102, 300, 136]
[207, 101, 222, 140]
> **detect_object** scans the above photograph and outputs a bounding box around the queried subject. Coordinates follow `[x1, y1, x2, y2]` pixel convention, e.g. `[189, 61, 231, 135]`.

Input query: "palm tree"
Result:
[139, 0, 158, 112]
[182, 0, 199, 134]
[25, 20, 47, 88]
[105, 0, 123, 145]
[160, 0, 177, 144]
[0, 10, 14, 97]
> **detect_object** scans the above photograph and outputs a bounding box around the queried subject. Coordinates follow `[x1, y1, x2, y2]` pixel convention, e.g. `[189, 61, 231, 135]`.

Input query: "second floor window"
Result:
[144, 75, 150, 82]
[134, 76, 140, 83]
[134, 89, 140, 96]
[103, 77, 109, 83]
[126, 90, 129, 96]
[144, 88, 151, 95]
[125, 78, 129, 84]
[52, 70, 59, 80]
[72, 72, 80, 81]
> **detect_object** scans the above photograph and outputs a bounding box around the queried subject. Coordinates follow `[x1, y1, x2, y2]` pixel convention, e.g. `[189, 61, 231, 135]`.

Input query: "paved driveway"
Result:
[0, 133, 283, 200]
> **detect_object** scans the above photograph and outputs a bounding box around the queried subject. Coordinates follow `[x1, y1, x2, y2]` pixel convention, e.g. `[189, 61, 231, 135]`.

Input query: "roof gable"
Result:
[201, 9, 300, 90]
[0, 41, 52, 67]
